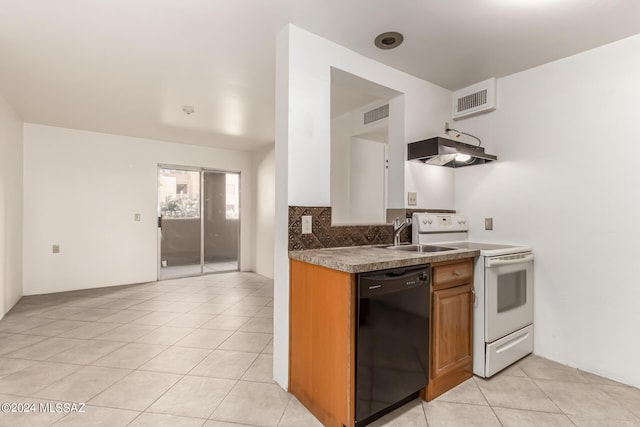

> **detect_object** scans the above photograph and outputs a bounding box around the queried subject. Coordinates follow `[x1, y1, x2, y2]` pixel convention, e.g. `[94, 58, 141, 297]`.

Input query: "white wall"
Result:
[405, 161, 454, 210]
[0, 95, 23, 318]
[274, 25, 291, 391]
[282, 28, 451, 209]
[274, 25, 452, 389]
[252, 144, 275, 279]
[330, 107, 388, 224]
[23, 124, 254, 295]
[455, 34, 640, 387]
[348, 138, 386, 223]
[330, 113, 351, 223]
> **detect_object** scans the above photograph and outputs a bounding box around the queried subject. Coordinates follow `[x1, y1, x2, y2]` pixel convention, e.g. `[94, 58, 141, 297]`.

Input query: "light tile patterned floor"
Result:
[0, 272, 638, 426]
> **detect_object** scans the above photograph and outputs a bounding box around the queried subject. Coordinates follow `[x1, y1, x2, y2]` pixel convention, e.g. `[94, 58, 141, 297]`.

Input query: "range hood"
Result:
[408, 136, 497, 167]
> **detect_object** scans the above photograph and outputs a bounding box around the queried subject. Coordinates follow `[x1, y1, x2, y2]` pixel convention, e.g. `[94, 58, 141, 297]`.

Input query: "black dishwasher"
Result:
[356, 265, 430, 426]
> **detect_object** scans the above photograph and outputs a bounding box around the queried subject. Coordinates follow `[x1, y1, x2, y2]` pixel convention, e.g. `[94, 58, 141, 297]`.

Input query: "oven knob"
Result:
[427, 219, 433, 224]
[457, 218, 462, 224]
[422, 219, 427, 224]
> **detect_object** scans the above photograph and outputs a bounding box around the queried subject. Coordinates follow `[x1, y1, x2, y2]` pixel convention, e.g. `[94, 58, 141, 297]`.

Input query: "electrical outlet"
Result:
[301, 215, 312, 234]
[134, 213, 141, 221]
[407, 192, 417, 206]
[485, 218, 493, 230]
[52, 244, 60, 254]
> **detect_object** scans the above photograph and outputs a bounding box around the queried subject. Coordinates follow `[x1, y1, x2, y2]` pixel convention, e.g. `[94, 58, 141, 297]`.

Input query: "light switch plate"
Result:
[485, 217, 493, 230]
[408, 192, 417, 206]
[52, 244, 60, 253]
[134, 213, 141, 221]
[301, 215, 312, 234]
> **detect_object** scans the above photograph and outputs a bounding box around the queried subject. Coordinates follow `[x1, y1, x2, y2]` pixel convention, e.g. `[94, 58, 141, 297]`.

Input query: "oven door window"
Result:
[497, 271, 526, 313]
[485, 257, 534, 343]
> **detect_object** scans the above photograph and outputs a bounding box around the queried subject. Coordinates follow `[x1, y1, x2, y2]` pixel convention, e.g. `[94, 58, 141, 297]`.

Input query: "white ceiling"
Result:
[1, 0, 639, 151]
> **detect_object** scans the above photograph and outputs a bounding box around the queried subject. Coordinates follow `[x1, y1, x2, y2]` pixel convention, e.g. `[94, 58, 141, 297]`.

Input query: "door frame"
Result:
[157, 164, 242, 280]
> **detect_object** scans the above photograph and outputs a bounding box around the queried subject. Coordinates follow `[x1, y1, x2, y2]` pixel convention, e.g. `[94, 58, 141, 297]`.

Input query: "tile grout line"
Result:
[594, 381, 640, 423]
[82, 329, 234, 421]
[122, 289, 270, 423]
[183, 308, 268, 422]
[474, 366, 586, 417]
[123, 410, 209, 427]
[514, 362, 580, 426]
[420, 397, 430, 427]
[275, 392, 294, 426]
[1, 366, 142, 425]
[50, 368, 144, 426]
[527, 373, 581, 425]
[136, 324, 266, 421]
[0, 275, 275, 426]
[468, 377, 505, 427]
[187, 283, 274, 423]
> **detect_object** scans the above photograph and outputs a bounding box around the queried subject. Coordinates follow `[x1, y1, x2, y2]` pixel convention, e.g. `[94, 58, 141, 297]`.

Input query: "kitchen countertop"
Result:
[289, 245, 480, 273]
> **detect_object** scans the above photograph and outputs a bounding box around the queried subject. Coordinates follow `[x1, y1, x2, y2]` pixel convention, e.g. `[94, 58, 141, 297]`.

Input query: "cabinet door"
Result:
[431, 283, 473, 380]
[289, 260, 355, 427]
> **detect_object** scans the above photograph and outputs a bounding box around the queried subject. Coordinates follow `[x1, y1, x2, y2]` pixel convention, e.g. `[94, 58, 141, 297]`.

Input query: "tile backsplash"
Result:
[288, 206, 455, 251]
[288, 206, 393, 250]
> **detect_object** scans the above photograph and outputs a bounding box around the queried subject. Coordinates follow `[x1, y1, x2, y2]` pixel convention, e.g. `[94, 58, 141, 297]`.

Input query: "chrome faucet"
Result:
[393, 217, 412, 246]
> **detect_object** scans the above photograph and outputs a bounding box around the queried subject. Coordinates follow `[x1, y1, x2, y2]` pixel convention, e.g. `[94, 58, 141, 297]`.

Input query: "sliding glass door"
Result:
[158, 166, 240, 280]
[203, 171, 240, 273]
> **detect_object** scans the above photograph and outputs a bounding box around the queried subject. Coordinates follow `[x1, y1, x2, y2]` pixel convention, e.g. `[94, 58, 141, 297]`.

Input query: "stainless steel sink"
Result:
[385, 244, 457, 253]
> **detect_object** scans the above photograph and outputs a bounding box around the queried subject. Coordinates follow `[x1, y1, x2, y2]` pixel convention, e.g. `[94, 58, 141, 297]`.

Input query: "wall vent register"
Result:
[452, 78, 497, 120]
[363, 104, 389, 125]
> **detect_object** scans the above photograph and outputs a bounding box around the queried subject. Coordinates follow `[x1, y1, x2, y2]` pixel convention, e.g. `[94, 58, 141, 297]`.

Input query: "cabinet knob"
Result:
[453, 271, 460, 277]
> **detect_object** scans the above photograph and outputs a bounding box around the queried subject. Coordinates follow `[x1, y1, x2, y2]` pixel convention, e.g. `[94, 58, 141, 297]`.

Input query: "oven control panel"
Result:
[413, 213, 468, 233]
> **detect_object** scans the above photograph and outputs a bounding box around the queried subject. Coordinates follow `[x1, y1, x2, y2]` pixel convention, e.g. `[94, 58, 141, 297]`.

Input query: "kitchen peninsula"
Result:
[288, 245, 479, 426]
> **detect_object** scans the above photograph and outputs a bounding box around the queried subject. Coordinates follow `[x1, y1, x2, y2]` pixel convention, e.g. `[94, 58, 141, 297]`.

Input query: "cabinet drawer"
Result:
[432, 260, 473, 289]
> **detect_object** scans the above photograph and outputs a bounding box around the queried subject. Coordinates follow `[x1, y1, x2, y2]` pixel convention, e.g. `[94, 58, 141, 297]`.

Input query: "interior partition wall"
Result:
[158, 166, 240, 280]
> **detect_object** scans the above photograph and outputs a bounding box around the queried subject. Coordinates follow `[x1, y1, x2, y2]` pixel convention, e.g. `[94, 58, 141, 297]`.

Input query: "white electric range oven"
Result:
[412, 213, 534, 378]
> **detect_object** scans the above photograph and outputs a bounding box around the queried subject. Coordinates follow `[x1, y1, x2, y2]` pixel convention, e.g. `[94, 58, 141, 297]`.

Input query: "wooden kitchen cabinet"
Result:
[424, 259, 474, 401]
[289, 256, 475, 422]
[289, 259, 356, 427]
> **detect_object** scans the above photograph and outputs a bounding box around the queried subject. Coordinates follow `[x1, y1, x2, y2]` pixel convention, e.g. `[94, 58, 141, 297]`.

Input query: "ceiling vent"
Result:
[452, 78, 496, 120]
[364, 104, 389, 125]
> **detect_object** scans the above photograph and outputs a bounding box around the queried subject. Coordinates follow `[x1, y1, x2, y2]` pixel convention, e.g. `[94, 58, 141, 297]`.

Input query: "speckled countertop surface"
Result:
[289, 245, 480, 273]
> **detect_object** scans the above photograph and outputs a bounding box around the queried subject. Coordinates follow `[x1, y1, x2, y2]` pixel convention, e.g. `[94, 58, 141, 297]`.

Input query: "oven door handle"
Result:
[486, 253, 534, 267]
